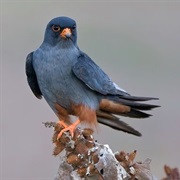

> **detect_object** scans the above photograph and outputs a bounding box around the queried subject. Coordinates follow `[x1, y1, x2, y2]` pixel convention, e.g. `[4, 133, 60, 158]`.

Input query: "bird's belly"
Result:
[37, 62, 99, 113]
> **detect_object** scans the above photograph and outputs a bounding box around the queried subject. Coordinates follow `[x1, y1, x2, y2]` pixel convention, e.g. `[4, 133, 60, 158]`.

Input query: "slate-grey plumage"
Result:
[26, 16, 159, 139]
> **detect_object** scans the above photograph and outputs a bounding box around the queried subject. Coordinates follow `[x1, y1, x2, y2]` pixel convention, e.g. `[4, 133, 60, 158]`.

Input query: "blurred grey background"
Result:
[1, 1, 180, 179]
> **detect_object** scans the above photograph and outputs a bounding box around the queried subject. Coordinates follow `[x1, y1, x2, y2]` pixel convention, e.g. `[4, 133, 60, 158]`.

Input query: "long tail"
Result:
[97, 95, 160, 136]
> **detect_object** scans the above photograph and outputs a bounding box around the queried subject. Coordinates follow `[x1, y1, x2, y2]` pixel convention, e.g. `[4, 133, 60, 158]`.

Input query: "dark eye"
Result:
[72, 24, 76, 30]
[52, 25, 61, 32]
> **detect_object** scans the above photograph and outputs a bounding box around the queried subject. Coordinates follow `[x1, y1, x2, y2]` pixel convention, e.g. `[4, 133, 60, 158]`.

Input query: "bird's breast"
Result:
[34, 47, 78, 92]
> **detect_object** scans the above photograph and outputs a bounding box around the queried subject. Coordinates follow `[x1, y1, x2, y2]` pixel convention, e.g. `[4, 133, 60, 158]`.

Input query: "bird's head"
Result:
[43, 16, 77, 47]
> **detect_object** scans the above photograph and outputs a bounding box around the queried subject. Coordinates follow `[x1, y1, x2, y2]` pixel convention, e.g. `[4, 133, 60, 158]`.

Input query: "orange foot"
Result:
[57, 119, 80, 140]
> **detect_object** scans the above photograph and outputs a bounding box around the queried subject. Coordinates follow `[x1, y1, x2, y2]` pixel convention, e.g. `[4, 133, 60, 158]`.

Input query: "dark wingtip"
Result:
[97, 117, 142, 137]
[125, 109, 152, 118]
[107, 95, 160, 110]
[131, 104, 160, 111]
[113, 125, 142, 136]
[152, 97, 159, 100]
[135, 131, 142, 137]
[149, 105, 161, 109]
[121, 95, 159, 101]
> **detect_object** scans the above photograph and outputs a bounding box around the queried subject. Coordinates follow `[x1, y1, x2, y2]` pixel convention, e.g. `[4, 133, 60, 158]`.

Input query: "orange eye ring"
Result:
[52, 25, 61, 32]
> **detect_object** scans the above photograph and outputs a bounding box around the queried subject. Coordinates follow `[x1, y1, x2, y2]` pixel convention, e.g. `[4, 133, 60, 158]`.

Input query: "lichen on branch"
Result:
[43, 122, 157, 180]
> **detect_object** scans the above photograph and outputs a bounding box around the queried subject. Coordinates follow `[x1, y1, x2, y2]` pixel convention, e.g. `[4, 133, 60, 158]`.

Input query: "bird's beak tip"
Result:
[60, 28, 72, 39]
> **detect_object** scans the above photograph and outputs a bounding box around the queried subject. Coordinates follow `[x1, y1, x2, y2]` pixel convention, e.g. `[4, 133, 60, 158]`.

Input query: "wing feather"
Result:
[72, 52, 128, 96]
[25, 52, 42, 99]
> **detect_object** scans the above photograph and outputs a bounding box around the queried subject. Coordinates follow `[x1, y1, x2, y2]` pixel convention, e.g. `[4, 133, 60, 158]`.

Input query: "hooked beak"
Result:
[60, 28, 72, 39]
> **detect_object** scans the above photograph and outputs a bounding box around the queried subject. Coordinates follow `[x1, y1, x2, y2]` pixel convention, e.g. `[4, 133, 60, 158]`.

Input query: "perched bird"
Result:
[26, 16, 159, 139]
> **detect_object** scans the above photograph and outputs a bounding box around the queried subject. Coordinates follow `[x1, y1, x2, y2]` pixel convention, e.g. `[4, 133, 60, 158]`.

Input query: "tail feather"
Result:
[117, 109, 152, 118]
[97, 116, 141, 136]
[96, 95, 159, 136]
[107, 95, 160, 110]
[96, 110, 141, 136]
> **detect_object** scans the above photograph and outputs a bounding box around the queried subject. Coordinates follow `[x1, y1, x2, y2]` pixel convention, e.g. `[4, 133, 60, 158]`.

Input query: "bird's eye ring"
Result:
[52, 25, 61, 32]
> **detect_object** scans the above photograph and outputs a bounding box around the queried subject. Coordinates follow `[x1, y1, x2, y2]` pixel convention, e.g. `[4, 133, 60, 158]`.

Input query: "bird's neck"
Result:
[58, 40, 77, 49]
[42, 38, 77, 49]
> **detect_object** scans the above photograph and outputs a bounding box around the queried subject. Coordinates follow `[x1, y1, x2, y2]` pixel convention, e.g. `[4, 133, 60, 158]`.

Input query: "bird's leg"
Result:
[57, 120, 68, 128]
[57, 119, 80, 140]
